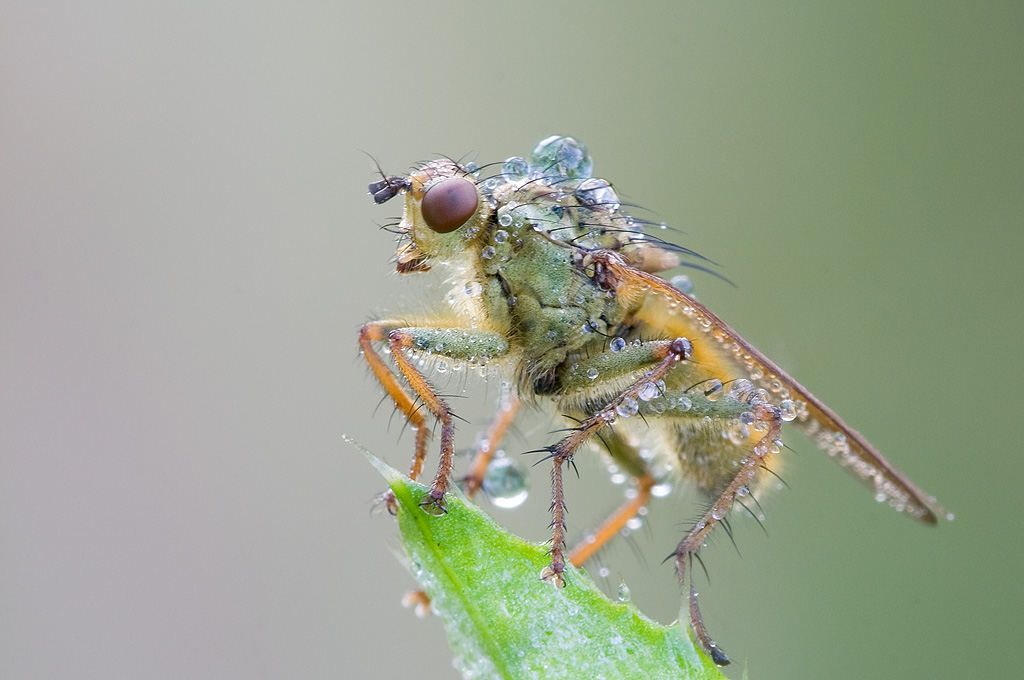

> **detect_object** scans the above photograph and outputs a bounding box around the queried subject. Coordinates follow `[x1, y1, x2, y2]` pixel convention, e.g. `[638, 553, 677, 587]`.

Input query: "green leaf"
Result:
[361, 448, 730, 680]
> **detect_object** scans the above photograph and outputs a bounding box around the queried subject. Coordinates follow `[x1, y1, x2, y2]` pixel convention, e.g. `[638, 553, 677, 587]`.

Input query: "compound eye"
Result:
[420, 177, 479, 233]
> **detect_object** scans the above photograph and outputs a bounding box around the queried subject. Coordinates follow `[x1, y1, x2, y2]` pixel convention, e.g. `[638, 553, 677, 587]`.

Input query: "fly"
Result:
[359, 136, 948, 665]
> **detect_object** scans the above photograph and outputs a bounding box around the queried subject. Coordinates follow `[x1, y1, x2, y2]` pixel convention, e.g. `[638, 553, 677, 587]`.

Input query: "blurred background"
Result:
[2, 2, 1021, 678]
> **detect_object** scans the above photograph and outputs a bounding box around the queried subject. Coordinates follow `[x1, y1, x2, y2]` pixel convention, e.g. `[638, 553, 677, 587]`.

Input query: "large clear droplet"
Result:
[615, 397, 639, 418]
[483, 455, 530, 509]
[529, 136, 594, 179]
[502, 156, 529, 179]
[637, 382, 659, 401]
[575, 178, 620, 211]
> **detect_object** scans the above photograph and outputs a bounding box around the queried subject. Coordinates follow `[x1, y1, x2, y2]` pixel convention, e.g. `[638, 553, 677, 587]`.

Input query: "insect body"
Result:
[361, 136, 946, 665]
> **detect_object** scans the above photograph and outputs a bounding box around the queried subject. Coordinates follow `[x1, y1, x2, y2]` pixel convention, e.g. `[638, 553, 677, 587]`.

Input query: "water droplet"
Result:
[669, 274, 694, 294]
[610, 472, 627, 485]
[498, 213, 513, 227]
[575, 178, 620, 211]
[625, 517, 642, 531]
[540, 565, 566, 588]
[483, 456, 530, 509]
[610, 337, 626, 352]
[586, 367, 599, 380]
[651, 482, 673, 497]
[779, 399, 798, 422]
[529, 136, 593, 179]
[729, 379, 754, 398]
[615, 397, 639, 418]
[420, 497, 447, 515]
[598, 566, 611, 578]
[711, 506, 726, 521]
[704, 379, 724, 401]
[501, 156, 528, 178]
[676, 396, 692, 412]
[464, 281, 483, 297]
[728, 422, 750, 445]
[494, 229, 508, 242]
[481, 246, 495, 259]
[637, 382, 659, 402]
[617, 582, 632, 602]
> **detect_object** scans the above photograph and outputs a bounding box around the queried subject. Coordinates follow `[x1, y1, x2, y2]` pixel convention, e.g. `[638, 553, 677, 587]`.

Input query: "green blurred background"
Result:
[2, 2, 1020, 678]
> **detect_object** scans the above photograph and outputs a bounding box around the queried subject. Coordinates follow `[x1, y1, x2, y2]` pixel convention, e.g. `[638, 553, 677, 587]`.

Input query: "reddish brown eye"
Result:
[420, 177, 479, 233]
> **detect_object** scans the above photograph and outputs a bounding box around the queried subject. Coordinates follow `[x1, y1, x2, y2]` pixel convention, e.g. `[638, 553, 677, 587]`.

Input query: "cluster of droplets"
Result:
[404, 330, 508, 378]
[811, 427, 924, 516]
[482, 136, 665, 257]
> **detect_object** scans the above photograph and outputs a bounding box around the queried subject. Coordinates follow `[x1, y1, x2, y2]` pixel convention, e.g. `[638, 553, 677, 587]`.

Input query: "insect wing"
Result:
[597, 252, 946, 524]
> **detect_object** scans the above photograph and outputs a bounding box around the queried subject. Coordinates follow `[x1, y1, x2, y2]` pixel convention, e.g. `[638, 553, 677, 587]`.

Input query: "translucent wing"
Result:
[594, 251, 946, 524]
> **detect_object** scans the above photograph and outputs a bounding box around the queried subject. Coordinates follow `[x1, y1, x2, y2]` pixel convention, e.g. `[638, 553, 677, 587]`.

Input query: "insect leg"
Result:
[672, 400, 783, 666]
[540, 338, 693, 588]
[361, 320, 509, 512]
[462, 383, 520, 499]
[360, 321, 431, 490]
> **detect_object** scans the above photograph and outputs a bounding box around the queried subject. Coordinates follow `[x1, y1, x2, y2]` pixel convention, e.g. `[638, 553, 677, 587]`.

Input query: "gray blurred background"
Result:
[2, 2, 1021, 678]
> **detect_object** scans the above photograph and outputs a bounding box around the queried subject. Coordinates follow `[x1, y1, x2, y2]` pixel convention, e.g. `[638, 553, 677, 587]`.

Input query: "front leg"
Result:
[359, 320, 509, 511]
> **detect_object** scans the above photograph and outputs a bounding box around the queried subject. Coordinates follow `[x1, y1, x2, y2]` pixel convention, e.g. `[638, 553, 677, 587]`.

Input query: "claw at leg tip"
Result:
[419, 493, 448, 516]
[539, 565, 566, 588]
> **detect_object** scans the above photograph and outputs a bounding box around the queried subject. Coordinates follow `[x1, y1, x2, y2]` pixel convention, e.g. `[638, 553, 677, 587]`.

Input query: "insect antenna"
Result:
[361, 150, 389, 183]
